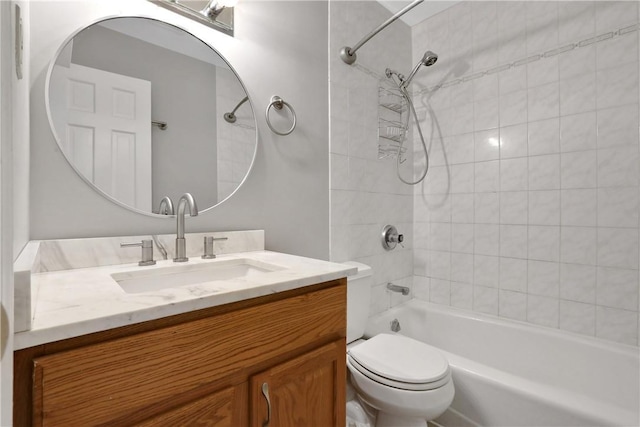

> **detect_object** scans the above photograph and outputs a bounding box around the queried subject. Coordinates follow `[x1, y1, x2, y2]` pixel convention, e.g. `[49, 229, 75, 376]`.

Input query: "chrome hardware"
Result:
[157, 196, 174, 215]
[381, 224, 404, 251]
[387, 282, 409, 296]
[174, 193, 198, 262]
[149, 0, 234, 37]
[151, 120, 167, 130]
[202, 236, 228, 259]
[224, 96, 249, 123]
[390, 318, 402, 332]
[266, 95, 296, 136]
[261, 382, 271, 427]
[200, 0, 226, 19]
[120, 239, 156, 266]
[340, 0, 424, 65]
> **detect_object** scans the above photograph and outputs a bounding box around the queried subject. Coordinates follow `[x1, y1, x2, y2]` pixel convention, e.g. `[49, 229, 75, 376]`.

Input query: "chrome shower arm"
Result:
[224, 95, 249, 123]
[229, 96, 248, 115]
[340, 0, 423, 65]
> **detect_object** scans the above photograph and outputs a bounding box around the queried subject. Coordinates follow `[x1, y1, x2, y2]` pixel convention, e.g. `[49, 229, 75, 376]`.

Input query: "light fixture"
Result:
[200, 0, 239, 19]
[149, 0, 236, 37]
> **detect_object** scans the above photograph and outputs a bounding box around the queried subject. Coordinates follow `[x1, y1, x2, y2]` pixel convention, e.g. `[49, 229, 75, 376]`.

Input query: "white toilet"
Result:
[345, 262, 454, 427]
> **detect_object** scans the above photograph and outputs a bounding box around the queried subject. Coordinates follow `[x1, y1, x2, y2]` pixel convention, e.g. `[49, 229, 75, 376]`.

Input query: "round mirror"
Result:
[46, 17, 257, 216]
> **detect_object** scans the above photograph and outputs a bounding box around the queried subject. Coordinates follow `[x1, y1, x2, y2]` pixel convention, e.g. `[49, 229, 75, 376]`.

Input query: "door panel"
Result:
[251, 340, 346, 427]
[51, 63, 152, 211]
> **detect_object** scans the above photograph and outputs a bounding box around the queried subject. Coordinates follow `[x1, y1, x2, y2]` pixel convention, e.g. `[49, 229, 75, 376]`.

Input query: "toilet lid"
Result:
[348, 334, 449, 384]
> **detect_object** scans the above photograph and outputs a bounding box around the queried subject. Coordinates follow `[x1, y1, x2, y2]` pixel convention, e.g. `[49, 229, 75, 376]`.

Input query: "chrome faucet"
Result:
[174, 193, 198, 262]
[157, 196, 174, 215]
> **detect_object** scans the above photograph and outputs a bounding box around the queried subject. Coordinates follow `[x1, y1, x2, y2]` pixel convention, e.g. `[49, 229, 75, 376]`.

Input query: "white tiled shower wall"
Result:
[329, 1, 414, 315]
[411, 1, 640, 345]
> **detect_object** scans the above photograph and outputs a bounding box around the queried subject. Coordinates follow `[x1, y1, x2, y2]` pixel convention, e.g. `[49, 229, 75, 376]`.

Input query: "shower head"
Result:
[401, 50, 438, 89]
[421, 50, 438, 66]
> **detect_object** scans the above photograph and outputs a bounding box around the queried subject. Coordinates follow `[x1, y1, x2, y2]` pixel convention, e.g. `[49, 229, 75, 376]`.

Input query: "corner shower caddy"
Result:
[378, 83, 407, 159]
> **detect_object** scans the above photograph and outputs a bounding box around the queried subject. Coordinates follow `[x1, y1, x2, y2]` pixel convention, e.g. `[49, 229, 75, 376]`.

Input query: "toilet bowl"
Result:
[345, 262, 454, 427]
[347, 333, 454, 425]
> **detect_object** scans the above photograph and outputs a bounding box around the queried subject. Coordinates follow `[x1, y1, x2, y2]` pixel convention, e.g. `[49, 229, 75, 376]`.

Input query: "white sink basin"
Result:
[111, 258, 285, 294]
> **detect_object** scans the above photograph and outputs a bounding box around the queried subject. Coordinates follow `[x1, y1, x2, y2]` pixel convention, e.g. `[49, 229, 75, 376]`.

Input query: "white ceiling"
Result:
[377, 1, 458, 26]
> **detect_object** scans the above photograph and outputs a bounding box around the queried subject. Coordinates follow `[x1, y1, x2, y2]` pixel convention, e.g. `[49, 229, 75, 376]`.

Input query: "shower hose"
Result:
[389, 78, 430, 185]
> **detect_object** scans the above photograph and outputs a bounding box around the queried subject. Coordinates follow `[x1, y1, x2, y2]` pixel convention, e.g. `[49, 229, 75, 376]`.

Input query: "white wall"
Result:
[329, 1, 413, 316]
[28, 0, 330, 260]
[411, 1, 640, 346]
[0, 1, 17, 423]
[12, 1, 29, 260]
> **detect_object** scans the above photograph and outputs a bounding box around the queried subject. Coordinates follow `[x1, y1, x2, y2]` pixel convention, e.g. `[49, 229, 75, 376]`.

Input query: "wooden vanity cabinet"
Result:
[14, 279, 347, 427]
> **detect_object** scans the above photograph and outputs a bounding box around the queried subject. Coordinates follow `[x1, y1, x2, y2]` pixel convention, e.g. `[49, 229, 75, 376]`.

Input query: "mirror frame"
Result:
[44, 15, 258, 218]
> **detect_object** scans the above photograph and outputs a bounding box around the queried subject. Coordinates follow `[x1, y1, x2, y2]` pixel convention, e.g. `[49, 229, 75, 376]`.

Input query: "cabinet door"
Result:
[250, 340, 346, 427]
[135, 383, 247, 427]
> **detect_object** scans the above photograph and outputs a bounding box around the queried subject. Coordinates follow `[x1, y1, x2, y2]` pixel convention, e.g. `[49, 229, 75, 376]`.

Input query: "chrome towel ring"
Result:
[265, 95, 296, 136]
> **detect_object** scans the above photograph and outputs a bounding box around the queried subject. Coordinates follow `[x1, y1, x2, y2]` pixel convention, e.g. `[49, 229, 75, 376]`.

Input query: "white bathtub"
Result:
[364, 300, 640, 427]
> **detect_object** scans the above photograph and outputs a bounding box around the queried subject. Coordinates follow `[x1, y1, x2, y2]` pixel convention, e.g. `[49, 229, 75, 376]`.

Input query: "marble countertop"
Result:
[14, 250, 355, 350]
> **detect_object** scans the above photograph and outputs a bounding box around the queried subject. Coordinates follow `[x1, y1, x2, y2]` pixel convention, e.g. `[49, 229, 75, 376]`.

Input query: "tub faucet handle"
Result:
[382, 225, 404, 250]
[120, 239, 156, 266]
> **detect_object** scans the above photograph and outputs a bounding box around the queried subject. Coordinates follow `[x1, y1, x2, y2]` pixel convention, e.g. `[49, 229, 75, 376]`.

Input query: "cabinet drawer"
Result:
[32, 284, 345, 426]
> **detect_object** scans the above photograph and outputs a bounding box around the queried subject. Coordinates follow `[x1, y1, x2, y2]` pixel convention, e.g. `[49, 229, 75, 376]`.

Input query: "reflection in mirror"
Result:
[47, 17, 256, 216]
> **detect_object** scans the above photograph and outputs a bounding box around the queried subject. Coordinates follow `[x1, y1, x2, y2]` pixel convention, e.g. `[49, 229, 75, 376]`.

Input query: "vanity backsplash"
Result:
[14, 230, 264, 332]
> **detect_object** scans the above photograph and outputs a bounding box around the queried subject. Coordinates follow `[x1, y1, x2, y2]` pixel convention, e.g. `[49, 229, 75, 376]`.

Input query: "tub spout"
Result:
[390, 318, 401, 332]
[387, 282, 409, 296]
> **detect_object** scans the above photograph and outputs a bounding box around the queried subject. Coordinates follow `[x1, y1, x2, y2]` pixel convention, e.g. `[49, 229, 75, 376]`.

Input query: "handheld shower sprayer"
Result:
[385, 49, 439, 186]
[401, 50, 438, 89]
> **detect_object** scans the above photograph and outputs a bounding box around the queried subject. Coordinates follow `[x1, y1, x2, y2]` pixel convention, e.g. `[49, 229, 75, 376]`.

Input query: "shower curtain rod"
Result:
[340, 0, 424, 65]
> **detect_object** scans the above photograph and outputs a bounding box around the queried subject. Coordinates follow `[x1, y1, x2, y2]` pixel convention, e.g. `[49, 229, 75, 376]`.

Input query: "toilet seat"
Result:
[347, 333, 450, 391]
[348, 355, 451, 391]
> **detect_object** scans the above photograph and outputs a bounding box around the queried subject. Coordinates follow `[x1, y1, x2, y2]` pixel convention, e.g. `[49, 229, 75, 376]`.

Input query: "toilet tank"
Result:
[344, 261, 372, 343]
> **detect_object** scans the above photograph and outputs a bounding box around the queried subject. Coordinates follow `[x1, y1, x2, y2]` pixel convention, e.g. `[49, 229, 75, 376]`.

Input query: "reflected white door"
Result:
[52, 63, 152, 211]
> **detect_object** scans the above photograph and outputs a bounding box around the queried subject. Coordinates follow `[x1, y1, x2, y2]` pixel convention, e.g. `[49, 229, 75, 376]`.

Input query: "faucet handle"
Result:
[381, 225, 404, 251]
[202, 236, 228, 259]
[121, 239, 156, 266]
